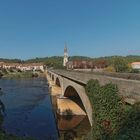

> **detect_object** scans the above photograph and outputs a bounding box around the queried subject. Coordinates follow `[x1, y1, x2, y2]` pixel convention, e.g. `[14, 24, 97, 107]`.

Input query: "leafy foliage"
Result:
[113, 57, 128, 72]
[130, 69, 140, 73]
[85, 79, 140, 140]
[86, 80, 123, 140]
[85, 80, 124, 140]
[0, 58, 22, 63]
[114, 102, 140, 140]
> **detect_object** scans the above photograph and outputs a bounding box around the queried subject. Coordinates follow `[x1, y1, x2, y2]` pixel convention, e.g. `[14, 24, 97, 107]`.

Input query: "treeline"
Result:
[0, 58, 23, 63]
[0, 57, 63, 69]
[25, 55, 140, 72]
[1, 55, 140, 64]
[92, 55, 140, 64]
[26, 56, 63, 69]
[1, 55, 140, 70]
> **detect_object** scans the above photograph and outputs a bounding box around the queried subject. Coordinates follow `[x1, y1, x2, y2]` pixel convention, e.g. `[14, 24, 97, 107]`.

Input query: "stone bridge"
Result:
[46, 69, 140, 126]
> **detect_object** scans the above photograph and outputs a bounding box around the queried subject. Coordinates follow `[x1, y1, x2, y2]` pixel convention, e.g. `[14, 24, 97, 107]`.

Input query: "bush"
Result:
[104, 66, 116, 72]
[0, 72, 3, 78]
[131, 69, 139, 73]
[114, 102, 140, 140]
[113, 57, 128, 72]
[85, 79, 124, 140]
[85, 79, 140, 140]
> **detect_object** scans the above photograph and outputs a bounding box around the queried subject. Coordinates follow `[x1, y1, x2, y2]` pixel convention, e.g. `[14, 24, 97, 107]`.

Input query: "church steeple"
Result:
[64, 42, 67, 52]
[63, 43, 68, 67]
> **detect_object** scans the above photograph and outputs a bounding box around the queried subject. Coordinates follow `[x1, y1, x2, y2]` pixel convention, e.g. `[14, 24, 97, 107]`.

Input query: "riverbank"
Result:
[1, 71, 44, 79]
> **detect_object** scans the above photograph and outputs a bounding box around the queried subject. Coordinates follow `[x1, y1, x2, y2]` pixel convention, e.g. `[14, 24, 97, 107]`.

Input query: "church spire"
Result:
[63, 42, 68, 67]
[64, 42, 67, 53]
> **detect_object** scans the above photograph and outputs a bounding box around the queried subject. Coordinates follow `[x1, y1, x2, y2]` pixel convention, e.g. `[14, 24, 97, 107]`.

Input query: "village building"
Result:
[131, 62, 140, 70]
[0, 62, 4, 68]
[67, 60, 94, 70]
[0, 62, 44, 72]
[17, 63, 44, 72]
[67, 59, 108, 71]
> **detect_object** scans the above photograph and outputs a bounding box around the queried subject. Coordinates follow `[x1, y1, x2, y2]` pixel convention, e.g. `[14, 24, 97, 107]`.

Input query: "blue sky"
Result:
[0, 0, 140, 59]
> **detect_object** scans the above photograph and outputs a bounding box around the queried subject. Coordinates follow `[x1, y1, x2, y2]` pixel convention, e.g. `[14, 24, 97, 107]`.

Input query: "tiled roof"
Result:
[131, 62, 140, 65]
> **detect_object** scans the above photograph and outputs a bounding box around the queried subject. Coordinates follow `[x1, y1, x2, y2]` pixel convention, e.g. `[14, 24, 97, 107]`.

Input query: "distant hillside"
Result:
[1, 55, 140, 69]
[0, 58, 22, 63]
[69, 56, 91, 61]
[93, 55, 140, 65]
[25, 56, 63, 69]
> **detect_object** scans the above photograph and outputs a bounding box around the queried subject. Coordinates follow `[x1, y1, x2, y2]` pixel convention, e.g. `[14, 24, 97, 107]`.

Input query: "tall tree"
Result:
[113, 57, 128, 72]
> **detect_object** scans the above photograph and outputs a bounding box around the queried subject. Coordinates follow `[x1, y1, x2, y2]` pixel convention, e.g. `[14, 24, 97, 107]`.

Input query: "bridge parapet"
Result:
[49, 70, 140, 103]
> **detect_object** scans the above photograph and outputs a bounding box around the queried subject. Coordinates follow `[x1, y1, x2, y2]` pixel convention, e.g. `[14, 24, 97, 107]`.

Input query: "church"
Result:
[63, 46, 94, 70]
[63, 46, 108, 71]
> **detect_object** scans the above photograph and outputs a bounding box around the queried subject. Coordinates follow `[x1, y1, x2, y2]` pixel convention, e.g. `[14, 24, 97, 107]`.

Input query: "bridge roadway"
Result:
[47, 69, 140, 126]
[50, 69, 140, 102]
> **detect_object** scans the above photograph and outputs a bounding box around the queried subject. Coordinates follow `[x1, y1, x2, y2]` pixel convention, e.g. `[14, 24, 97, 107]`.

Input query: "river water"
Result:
[0, 78, 58, 140]
[0, 78, 91, 140]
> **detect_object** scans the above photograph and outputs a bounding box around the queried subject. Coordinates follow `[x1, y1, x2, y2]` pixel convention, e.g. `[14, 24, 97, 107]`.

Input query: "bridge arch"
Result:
[48, 71, 93, 126]
[64, 86, 86, 112]
[52, 74, 54, 81]
[55, 77, 61, 87]
[63, 82, 93, 126]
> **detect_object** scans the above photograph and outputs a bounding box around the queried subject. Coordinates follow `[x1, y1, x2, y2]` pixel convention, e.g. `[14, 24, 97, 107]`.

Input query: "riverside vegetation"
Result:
[0, 68, 40, 79]
[85, 79, 140, 140]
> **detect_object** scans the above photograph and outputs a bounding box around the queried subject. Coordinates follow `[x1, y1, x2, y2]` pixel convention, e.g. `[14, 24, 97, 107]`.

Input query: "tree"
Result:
[85, 80, 124, 140]
[115, 102, 140, 140]
[113, 57, 128, 72]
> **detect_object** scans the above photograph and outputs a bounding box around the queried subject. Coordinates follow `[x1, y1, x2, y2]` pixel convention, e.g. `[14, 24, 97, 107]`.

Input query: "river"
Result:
[0, 78, 58, 140]
[0, 77, 91, 140]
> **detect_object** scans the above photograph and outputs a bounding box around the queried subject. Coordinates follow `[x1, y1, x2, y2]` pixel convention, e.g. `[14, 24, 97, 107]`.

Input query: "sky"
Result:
[0, 0, 140, 60]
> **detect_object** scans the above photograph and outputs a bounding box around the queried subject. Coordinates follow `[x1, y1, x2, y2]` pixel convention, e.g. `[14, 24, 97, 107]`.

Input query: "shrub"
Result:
[113, 57, 128, 72]
[104, 66, 116, 72]
[85, 79, 124, 140]
[131, 69, 139, 73]
[114, 102, 140, 140]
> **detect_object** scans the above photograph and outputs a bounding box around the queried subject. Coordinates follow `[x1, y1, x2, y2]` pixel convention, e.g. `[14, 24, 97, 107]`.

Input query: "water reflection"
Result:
[0, 98, 5, 132]
[64, 130, 77, 140]
[0, 99, 5, 115]
[58, 115, 91, 140]
[57, 115, 85, 131]
[51, 95, 91, 140]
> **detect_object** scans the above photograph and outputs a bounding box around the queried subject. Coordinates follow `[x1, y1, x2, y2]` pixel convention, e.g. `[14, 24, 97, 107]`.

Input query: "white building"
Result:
[18, 64, 44, 72]
[0, 62, 44, 72]
[131, 62, 140, 69]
